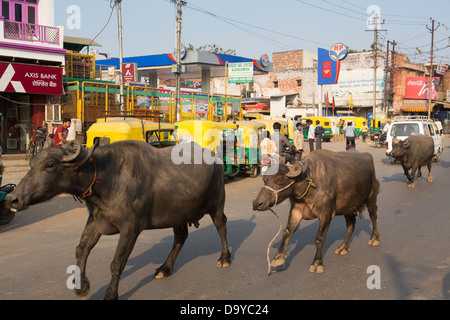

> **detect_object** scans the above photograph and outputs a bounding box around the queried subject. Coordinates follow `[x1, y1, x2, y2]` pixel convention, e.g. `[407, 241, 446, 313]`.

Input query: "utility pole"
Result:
[426, 18, 440, 119]
[384, 40, 390, 113]
[373, 16, 378, 122]
[172, 0, 185, 122]
[366, 16, 385, 127]
[116, 0, 124, 111]
[384, 40, 396, 114]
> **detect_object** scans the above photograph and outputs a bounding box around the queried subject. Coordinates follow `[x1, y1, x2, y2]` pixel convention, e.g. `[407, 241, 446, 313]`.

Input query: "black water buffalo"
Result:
[253, 149, 380, 274]
[6, 140, 231, 300]
[389, 135, 434, 188]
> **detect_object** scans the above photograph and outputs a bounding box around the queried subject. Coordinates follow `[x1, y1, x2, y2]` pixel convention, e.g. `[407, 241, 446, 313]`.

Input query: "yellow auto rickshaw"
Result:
[145, 122, 177, 148]
[86, 118, 176, 148]
[253, 119, 288, 136]
[370, 118, 391, 135]
[301, 116, 333, 142]
[337, 117, 367, 135]
[242, 113, 264, 121]
[175, 120, 240, 179]
[235, 121, 265, 177]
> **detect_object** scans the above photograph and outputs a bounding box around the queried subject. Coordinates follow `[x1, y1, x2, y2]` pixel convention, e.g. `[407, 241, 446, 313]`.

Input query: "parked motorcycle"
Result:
[371, 132, 387, 147]
[0, 148, 17, 225]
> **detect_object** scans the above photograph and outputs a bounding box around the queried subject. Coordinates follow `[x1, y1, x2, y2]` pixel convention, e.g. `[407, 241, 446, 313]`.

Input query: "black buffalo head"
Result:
[6, 140, 98, 212]
[389, 137, 410, 159]
[253, 161, 303, 211]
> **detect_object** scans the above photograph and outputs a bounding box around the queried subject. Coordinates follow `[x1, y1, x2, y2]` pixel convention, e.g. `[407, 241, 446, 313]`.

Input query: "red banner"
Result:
[122, 63, 137, 83]
[0, 62, 63, 95]
[322, 61, 331, 78]
[405, 77, 440, 100]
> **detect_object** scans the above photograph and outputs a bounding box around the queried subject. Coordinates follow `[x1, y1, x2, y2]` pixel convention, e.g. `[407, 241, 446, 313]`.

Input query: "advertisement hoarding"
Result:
[318, 48, 341, 85]
[405, 77, 440, 100]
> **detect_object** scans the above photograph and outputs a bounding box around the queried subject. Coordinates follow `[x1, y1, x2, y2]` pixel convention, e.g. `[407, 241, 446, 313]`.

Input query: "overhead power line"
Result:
[184, 1, 333, 48]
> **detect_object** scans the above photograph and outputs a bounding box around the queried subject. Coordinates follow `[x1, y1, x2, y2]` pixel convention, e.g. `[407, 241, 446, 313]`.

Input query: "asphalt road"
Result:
[0, 138, 449, 301]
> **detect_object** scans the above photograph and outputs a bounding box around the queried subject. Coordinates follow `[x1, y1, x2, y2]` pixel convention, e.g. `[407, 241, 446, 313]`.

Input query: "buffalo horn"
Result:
[285, 161, 302, 178]
[392, 136, 399, 144]
[62, 140, 82, 162]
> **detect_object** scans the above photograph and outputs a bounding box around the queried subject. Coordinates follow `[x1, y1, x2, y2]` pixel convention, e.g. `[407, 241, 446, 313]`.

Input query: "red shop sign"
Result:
[0, 62, 63, 95]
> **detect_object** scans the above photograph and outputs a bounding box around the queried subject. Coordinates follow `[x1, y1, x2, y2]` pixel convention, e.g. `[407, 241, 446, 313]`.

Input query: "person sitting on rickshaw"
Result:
[260, 130, 277, 158]
[271, 122, 296, 164]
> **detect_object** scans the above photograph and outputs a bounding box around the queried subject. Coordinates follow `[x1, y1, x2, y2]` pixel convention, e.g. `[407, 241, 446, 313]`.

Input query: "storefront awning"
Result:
[401, 102, 435, 112]
[64, 36, 101, 53]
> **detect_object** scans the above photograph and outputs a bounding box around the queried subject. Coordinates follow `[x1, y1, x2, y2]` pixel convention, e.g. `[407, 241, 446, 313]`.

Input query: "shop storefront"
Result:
[0, 62, 63, 154]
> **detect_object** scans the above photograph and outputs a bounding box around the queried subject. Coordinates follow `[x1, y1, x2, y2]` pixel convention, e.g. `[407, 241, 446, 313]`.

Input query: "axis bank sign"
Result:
[0, 62, 63, 95]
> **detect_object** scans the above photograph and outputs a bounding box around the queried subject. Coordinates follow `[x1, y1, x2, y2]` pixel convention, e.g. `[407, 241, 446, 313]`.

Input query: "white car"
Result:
[385, 116, 443, 161]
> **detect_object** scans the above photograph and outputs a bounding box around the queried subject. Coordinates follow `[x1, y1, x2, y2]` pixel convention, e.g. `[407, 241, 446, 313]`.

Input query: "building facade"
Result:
[0, 0, 65, 154]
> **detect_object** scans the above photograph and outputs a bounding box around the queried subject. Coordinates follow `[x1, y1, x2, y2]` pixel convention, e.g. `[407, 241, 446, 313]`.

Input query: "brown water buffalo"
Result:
[389, 135, 434, 188]
[253, 149, 380, 274]
[6, 140, 231, 300]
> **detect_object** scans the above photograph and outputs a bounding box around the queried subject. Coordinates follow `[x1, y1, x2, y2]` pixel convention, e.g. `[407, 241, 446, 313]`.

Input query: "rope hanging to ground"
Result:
[267, 208, 283, 276]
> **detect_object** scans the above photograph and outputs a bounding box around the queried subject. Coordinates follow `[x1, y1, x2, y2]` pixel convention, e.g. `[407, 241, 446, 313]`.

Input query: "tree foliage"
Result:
[186, 43, 236, 55]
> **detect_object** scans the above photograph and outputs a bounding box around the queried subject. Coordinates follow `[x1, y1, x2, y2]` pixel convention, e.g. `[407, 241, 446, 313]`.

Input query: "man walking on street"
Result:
[361, 121, 369, 143]
[293, 122, 304, 160]
[307, 119, 315, 153]
[314, 120, 325, 150]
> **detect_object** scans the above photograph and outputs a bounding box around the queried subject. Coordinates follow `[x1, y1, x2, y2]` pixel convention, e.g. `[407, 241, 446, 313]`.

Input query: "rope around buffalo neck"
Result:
[73, 156, 100, 202]
[267, 208, 283, 276]
[262, 180, 295, 206]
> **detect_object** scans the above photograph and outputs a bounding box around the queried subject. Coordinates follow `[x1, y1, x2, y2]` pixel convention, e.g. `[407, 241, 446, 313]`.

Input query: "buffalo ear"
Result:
[72, 139, 100, 170]
[402, 139, 411, 149]
[285, 161, 303, 178]
[62, 140, 82, 162]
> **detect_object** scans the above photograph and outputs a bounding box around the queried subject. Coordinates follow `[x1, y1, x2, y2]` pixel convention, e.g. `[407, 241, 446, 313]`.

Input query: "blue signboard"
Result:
[317, 48, 340, 85]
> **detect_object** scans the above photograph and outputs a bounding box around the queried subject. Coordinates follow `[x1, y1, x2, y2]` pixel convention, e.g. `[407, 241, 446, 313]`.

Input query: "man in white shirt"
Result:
[307, 119, 315, 152]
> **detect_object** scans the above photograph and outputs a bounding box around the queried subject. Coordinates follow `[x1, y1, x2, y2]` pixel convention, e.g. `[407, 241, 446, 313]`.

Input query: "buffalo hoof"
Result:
[217, 260, 231, 268]
[154, 266, 171, 279]
[75, 278, 90, 300]
[309, 264, 324, 274]
[76, 290, 89, 300]
[428, 175, 433, 183]
[335, 246, 349, 255]
[154, 272, 167, 279]
[368, 238, 380, 246]
[270, 253, 286, 267]
[217, 251, 231, 268]
[408, 183, 415, 188]
[270, 257, 286, 268]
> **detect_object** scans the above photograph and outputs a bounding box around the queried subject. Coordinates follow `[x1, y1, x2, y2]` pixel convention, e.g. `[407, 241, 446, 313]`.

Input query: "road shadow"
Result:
[381, 157, 397, 165]
[90, 217, 256, 300]
[443, 272, 450, 299]
[438, 160, 450, 168]
[381, 173, 406, 183]
[0, 195, 85, 233]
[269, 214, 376, 272]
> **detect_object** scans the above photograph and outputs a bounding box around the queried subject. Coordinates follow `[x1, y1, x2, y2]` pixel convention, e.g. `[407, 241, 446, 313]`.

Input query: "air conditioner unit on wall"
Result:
[45, 104, 61, 121]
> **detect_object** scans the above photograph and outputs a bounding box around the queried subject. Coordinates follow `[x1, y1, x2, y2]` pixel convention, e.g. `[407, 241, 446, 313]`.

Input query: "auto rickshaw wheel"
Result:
[0, 201, 15, 225]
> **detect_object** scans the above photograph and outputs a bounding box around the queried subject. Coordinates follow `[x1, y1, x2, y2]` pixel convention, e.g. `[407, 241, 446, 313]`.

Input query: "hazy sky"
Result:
[55, 0, 450, 64]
